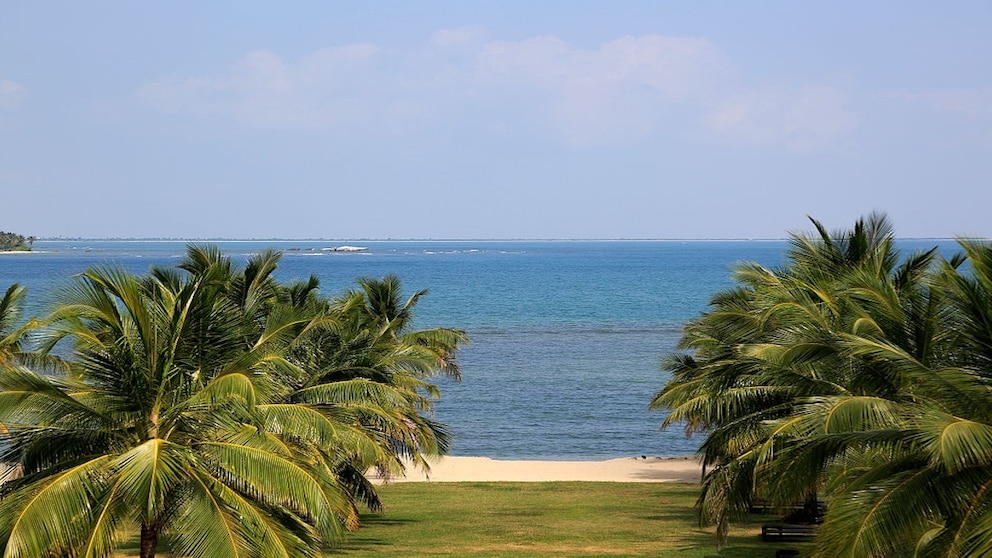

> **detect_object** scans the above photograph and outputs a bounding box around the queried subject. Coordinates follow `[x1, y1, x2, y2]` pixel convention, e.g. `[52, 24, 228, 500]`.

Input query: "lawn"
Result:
[329, 482, 812, 557]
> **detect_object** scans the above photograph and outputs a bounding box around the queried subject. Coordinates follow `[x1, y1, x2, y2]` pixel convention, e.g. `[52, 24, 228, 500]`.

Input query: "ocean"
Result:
[0, 239, 957, 460]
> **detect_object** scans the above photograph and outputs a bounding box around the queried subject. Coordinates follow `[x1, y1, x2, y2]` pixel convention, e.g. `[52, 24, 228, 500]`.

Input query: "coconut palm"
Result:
[0, 284, 32, 363]
[0, 245, 469, 557]
[344, 274, 467, 381]
[797, 238, 992, 557]
[282, 273, 468, 478]
[171, 248, 468, 498]
[655, 214, 992, 557]
[0, 262, 350, 557]
[652, 214, 904, 535]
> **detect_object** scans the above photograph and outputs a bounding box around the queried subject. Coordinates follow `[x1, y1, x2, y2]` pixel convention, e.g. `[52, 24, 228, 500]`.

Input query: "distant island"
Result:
[321, 245, 369, 252]
[0, 231, 34, 251]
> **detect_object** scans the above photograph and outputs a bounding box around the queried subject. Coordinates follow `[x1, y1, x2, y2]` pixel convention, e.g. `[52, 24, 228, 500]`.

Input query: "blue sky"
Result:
[1, 2, 989, 239]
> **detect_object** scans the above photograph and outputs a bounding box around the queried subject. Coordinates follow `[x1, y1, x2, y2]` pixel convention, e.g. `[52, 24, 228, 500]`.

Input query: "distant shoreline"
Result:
[28, 237, 962, 243]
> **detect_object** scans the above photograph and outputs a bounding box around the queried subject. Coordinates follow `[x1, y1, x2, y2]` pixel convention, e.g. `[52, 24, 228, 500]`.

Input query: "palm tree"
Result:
[0, 263, 349, 557]
[346, 274, 467, 381]
[654, 215, 884, 528]
[799, 238, 992, 557]
[0, 246, 469, 556]
[0, 284, 31, 363]
[655, 214, 992, 556]
[283, 273, 468, 478]
[171, 249, 469, 502]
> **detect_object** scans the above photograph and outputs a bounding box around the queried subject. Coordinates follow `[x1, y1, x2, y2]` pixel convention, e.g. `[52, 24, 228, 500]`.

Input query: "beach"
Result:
[374, 456, 702, 483]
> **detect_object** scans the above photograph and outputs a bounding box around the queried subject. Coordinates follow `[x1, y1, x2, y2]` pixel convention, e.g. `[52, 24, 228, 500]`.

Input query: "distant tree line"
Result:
[0, 231, 31, 251]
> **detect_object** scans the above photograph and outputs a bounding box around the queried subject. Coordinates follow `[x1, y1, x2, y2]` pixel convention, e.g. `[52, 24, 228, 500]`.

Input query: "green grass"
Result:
[329, 482, 813, 557]
[111, 482, 811, 556]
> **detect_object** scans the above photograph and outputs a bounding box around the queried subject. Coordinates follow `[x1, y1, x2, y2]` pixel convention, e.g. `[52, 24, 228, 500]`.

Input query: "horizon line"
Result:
[33, 236, 965, 242]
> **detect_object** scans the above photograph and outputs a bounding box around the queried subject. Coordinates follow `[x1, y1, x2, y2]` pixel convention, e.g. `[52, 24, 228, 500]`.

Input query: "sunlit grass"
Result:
[112, 482, 811, 556]
[329, 482, 812, 557]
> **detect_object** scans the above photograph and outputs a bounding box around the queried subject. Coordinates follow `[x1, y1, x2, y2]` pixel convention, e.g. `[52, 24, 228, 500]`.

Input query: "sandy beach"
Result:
[374, 456, 702, 484]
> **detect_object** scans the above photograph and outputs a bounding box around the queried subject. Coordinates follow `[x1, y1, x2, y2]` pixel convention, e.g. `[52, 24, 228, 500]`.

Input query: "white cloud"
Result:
[431, 25, 485, 49]
[475, 36, 572, 87]
[476, 35, 724, 97]
[474, 34, 726, 144]
[703, 86, 858, 151]
[135, 31, 857, 150]
[0, 80, 28, 110]
[137, 45, 383, 130]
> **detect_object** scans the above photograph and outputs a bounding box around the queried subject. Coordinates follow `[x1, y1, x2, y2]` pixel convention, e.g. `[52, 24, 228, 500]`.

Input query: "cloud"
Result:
[135, 30, 857, 150]
[474, 34, 727, 145]
[431, 25, 485, 49]
[137, 45, 383, 130]
[702, 86, 858, 151]
[476, 34, 724, 98]
[883, 87, 992, 144]
[0, 80, 28, 110]
[887, 87, 992, 120]
[138, 32, 728, 140]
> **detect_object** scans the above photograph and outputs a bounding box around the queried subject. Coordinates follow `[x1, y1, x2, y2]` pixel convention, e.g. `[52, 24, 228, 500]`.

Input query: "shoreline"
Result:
[373, 455, 702, 484]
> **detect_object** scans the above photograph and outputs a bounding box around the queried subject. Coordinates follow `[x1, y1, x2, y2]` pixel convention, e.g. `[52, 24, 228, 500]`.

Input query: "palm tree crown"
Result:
[653, 214, 992, 557]
[0, 246, 467, 557]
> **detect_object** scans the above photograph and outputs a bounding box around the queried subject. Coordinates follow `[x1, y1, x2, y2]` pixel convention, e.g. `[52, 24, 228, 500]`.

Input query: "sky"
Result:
[1, 2, 990, 240]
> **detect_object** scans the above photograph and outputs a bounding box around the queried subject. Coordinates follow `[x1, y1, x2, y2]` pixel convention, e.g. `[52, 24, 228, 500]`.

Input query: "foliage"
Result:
[0, 284, 30, 363]
[653, 213, 992, 557]
[0, 232, 29, 252]
[0, 246, 466, 557]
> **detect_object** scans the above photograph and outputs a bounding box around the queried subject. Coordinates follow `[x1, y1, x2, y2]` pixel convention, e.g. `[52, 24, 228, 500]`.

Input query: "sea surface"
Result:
[0, 239, 959, 460]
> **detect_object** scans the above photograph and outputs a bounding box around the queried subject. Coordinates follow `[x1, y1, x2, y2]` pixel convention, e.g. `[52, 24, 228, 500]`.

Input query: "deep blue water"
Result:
[0, 239, 959, 459]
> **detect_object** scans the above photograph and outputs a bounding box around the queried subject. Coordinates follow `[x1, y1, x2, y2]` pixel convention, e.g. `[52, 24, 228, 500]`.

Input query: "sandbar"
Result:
[374, 456, 702, 483]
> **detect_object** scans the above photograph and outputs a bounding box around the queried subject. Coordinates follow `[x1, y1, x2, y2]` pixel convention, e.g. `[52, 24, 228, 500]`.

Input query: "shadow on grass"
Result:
[325, 515, 419, 554]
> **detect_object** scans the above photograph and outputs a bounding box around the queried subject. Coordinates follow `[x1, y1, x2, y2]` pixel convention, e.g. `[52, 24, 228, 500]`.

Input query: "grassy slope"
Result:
[330, 482, 812, 557]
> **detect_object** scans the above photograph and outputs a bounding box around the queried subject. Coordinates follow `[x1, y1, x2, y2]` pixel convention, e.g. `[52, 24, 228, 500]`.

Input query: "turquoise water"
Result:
[0, 239, 957, 459]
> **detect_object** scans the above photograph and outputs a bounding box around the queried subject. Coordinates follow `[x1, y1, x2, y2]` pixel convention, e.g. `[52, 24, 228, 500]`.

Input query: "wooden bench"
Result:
[750, 499, 826, 517]
[761, 522, 816, 542]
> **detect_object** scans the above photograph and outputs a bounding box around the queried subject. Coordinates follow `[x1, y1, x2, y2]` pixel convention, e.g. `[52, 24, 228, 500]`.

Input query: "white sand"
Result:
[373, 456, 702, 484]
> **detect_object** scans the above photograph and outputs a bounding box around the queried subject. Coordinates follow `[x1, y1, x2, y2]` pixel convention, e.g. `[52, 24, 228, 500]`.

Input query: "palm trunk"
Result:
[142, 408, 160, 558]
[150, 408, 159, 439]
[140, 522, 158, 558]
